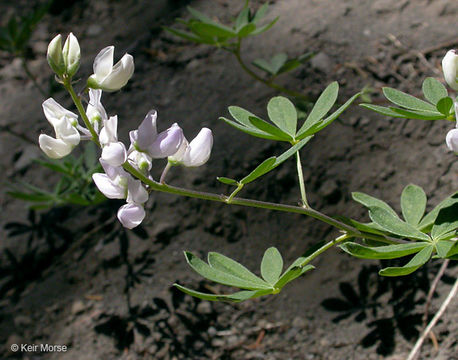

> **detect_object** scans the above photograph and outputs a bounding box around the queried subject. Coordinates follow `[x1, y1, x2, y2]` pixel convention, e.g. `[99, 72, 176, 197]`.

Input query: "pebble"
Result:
[196, 301, 212, 315]
[71, 300, 85, 315]
[310, 52, 333, 73]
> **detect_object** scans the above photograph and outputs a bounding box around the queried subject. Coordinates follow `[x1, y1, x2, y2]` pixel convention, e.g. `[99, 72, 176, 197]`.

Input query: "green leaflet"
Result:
[431, 201, 458, 240]
[400, 184, 426, 226]
[173, 284, 269, 302]
[369, 206, 430, 241]
[267, 96, 298, 137]
[379, 245, 434, 276]
[382, 87, 437, 112]
[184, 252, 272, 290]
[260, 247, 283, 285]
[339, 242, 427, 259]
[422, 77, 448, 105]
[352, 192, 398, 217]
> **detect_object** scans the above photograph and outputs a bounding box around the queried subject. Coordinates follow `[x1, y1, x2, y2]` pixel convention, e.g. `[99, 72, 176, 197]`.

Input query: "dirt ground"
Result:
[0, 0, 457, 359]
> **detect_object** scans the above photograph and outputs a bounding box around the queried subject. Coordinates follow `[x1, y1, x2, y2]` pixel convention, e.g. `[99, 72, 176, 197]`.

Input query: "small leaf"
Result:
[422, 77, 448, 105]
[237, 23, 256, 37]
[228, 106, 261, 129]
[217, 177, 238, 185]
[260, 247, 283, 285]
[436, 97, 453, 116]
[267, 96, 298, 137]
[431, 201, 458, 240]
[189, 22, 236, 40]
[389, 107, 444, 120]
[401, 184, 427, 226]
[248, 116, 293, 141]
[235, 7, 250, 31]
[174, 284, 268, 302]
[220, 117, 280, 140]
[379, 245, 433, 276]
[369, 207, 431, 241]
[252, 3, 269, 23]
[251, 17, 279, 35]
[339, 242, 427, 259]
[446, 241, 458, 259]
[297, 82, 339, 136]
[240, 157, 276, 185]
[274, 263, 314, 288]
[252, 58, 275, 75]
[297, 92, 361, 139]
[184, 252, 272, 290]
[207, 252, 267, 287]
[360, 104, 410, 118]
[269, 53, 288, 74]
[382, 87, 437, 112]
[352, 192, 398, 217]
[435, 240, 455, 258]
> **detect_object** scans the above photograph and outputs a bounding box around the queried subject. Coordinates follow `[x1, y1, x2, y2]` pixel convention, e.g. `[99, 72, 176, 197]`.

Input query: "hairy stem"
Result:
[296, 151, 309, 208]
[232, 41, 309, 101]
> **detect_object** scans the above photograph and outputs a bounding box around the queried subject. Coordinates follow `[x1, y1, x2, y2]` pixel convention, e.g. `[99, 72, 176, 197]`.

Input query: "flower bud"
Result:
[62, 33, 80, 77]
[87, 46, 134, 92]
[117, 203, 145, 229]
[47, 34, 65, 76]
[446, 128, 458, 153]
[442, 50, 458, 91]
[182, 128, 213, 167]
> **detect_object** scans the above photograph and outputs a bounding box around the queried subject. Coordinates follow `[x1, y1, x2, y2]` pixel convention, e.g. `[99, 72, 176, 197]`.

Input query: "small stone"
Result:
[71, 300, 85, 315]
[310, 52, 333, 73]
[196, 301, 212, 315]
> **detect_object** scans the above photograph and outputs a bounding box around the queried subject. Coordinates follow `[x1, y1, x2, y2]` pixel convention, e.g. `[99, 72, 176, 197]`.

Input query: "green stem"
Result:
[21, 58, 47, 97]
[232, 40, 309, 101]
[299, 233, 350, 267]
[227, 183, 244, 203]
[296, 151, 309, 208]
[64, 79, 100, 147]
[122, 162, 401, 245]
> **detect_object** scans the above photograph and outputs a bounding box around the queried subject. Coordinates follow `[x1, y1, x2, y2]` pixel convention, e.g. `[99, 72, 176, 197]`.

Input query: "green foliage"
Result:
[360, 77, 454, 121]
[8, 143, 105, 209]
[345, 185, 458, 276]
[0, 2, 50, 56]
[164, 3, 278, 47]
[175, 247, 314, 302]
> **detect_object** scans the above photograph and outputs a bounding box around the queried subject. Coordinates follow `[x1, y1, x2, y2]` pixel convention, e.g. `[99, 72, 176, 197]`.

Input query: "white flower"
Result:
[169, 128, 213, 167]
[92, 160, 149, 229]
[99, 115, 127, 166]
[128, 150, 152, 173]
[87, 46, 134, 92]
[117, 203, 145, 229]
[86, 89, 107, 132]
[39, 98, 80, 158]
[446, 128, 458, 153]
[442, 50, 458, 91]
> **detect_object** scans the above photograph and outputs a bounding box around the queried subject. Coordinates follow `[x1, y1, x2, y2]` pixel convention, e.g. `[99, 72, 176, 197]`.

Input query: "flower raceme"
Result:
[87, 46, 134, 92]
[40, 33, 214, 228]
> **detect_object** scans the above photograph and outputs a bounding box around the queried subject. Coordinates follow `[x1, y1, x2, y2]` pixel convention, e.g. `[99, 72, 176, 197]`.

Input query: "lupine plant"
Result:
[32, 28, 457, 356]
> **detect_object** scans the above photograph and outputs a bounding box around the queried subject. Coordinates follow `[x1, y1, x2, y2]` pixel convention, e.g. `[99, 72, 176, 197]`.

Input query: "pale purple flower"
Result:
[99, 115, 127, 166]
[117, 203, 146, 229]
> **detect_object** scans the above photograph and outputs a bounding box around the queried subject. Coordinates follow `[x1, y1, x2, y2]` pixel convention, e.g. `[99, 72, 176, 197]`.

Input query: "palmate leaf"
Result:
[176, 247, 315, 302]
